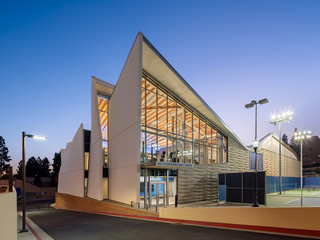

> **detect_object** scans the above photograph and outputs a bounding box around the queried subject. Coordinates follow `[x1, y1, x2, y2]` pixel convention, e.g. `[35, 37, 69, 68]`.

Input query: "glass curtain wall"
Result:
[141, 73, 228, 164]
[98, 95, 109, 167]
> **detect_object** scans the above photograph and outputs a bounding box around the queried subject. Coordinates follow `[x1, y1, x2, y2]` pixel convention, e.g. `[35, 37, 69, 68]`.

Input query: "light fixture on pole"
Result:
[21, 132, 47, 233]
[245, 98, 268, 207]
[294, 130, 311, 207]
[269, 111, 293, 195]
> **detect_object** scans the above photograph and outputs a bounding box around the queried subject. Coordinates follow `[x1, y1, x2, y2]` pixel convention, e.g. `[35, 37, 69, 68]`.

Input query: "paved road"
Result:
[17, 198, 55, 211]
[27, 209, 309, 240]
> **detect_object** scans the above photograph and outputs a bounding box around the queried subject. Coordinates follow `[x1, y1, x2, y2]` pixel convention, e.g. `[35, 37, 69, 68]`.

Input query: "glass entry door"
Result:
[149, 181, 165, 207]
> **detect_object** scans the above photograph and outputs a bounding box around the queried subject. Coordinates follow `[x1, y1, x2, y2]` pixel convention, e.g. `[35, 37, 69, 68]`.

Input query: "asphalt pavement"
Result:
[27, 209, 311, 240]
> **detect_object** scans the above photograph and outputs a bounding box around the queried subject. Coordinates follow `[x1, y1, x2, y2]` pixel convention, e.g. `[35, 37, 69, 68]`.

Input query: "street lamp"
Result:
[245, 98, 268, 207]
[294, 130, 311, 206]
[269, 111, 293, 194]
[21, 132, 47, 232]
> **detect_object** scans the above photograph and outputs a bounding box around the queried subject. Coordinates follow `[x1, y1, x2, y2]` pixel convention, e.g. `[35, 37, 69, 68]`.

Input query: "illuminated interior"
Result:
[141, 73, 228, 164]
[98, 95, 109, 167]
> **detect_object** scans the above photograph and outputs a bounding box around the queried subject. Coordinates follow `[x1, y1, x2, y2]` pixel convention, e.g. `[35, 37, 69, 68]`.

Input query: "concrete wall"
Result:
[58, 124, 84, 197]
[0, 188, 17, 240]
[259, 135, 300, 177]
[87, 78, 104, 200]
[159, 206, 320, 232]
[178, 138, 250, 203]
[108, 33, 142, 204]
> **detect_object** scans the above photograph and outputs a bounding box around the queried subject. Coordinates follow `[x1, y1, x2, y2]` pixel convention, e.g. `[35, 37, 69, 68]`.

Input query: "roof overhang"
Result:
[141, 35, 248, 150]
[92, 76, 115, 96]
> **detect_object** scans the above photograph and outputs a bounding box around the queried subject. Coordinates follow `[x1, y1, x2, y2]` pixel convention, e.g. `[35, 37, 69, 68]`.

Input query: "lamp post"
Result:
[269, 111, 293, 194]
[21, 132, 46, 232]
[294, 130, 311, 207]
[245, 98, 268, 207]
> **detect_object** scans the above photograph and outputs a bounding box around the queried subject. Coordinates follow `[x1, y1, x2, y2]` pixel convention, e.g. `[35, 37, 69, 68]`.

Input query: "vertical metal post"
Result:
[148, 176, 151, 208]
[166, 169, 169, 205]
[21, 132, 28, 232]
[252, 103, 259, 207]
[156, 184, 159, 206]
[175, 170, 178, 207]
[144, 168, 147, 209]
[300, 140, 303, 207]
[279, 122, 282, 195]
[255, 104, 257, 140]
[253, 147, 259, 207]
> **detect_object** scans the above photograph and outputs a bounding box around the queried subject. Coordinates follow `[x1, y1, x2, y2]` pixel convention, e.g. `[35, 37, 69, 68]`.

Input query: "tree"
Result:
[16, 160, 23, 180]
[52, 152, 61, 177]
[33, 174, 42, 187]
[50, 152, 61, 187]
[290, 128, 300, 157]
[315, 167, 320, 177]
[0, 136, 11, 172]
[282, 134, 289, 145]
[26, 157, 40, 177]
[39, 157, 51, 177]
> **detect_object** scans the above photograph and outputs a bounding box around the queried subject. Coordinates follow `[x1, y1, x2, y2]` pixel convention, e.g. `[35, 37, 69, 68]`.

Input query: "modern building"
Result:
[60, 33, 301, 208]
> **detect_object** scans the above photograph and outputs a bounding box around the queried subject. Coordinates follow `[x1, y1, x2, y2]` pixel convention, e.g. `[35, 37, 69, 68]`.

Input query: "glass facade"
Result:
[141, 73, 228, 164]
[98, 95, 109, 167]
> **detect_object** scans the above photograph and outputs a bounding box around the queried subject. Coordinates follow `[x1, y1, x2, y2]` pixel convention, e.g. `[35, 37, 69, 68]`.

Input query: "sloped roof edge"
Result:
[142, 34, 249, 150]
[248, 132, 299, 159]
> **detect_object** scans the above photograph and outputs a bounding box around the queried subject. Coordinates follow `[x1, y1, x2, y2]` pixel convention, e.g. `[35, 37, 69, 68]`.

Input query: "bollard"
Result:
[175, 195, 178, 207]
[9, 166, 13, 192]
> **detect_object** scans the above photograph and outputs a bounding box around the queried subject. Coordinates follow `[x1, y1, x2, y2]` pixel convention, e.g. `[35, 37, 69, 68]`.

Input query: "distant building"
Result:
[302, 136, 320, 176]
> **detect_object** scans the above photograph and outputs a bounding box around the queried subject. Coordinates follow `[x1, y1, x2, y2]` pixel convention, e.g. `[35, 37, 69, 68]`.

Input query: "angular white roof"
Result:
[141, 33, 248, 150]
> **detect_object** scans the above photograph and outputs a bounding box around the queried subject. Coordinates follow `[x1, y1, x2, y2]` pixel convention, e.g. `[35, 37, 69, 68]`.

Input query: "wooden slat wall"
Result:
[178, 139, 250, 203]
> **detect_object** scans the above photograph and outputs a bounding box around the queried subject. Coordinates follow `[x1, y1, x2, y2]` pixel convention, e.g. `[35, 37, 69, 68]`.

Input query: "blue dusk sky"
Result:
[0, 0, 319, 171]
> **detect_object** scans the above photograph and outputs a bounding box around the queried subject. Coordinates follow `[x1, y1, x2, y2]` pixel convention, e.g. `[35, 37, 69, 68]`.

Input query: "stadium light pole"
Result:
[21, 132, 47, 232]
[294, 130, 311, 207]
[245, 98, 268, 207]
[269, 111, 293, 195]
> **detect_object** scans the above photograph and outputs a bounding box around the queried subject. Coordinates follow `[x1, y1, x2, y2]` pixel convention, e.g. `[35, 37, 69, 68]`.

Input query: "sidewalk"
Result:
[17, 212, 53, 240]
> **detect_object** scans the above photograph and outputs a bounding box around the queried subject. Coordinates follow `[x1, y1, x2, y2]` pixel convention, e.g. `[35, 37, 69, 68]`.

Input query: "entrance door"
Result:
[149, 182, 165, 207]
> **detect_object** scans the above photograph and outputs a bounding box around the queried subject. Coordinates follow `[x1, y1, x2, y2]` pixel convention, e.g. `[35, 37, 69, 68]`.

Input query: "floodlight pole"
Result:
[300, 139, 303, 207]
[21, 132, 28, 232]
[278, 122, 282, 195]
[269, 111, 293, 195]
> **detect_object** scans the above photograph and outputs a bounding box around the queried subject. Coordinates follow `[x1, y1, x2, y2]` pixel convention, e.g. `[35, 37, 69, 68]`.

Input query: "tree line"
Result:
[0, 135, 61, 187]
[16, 152, 61, 187]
